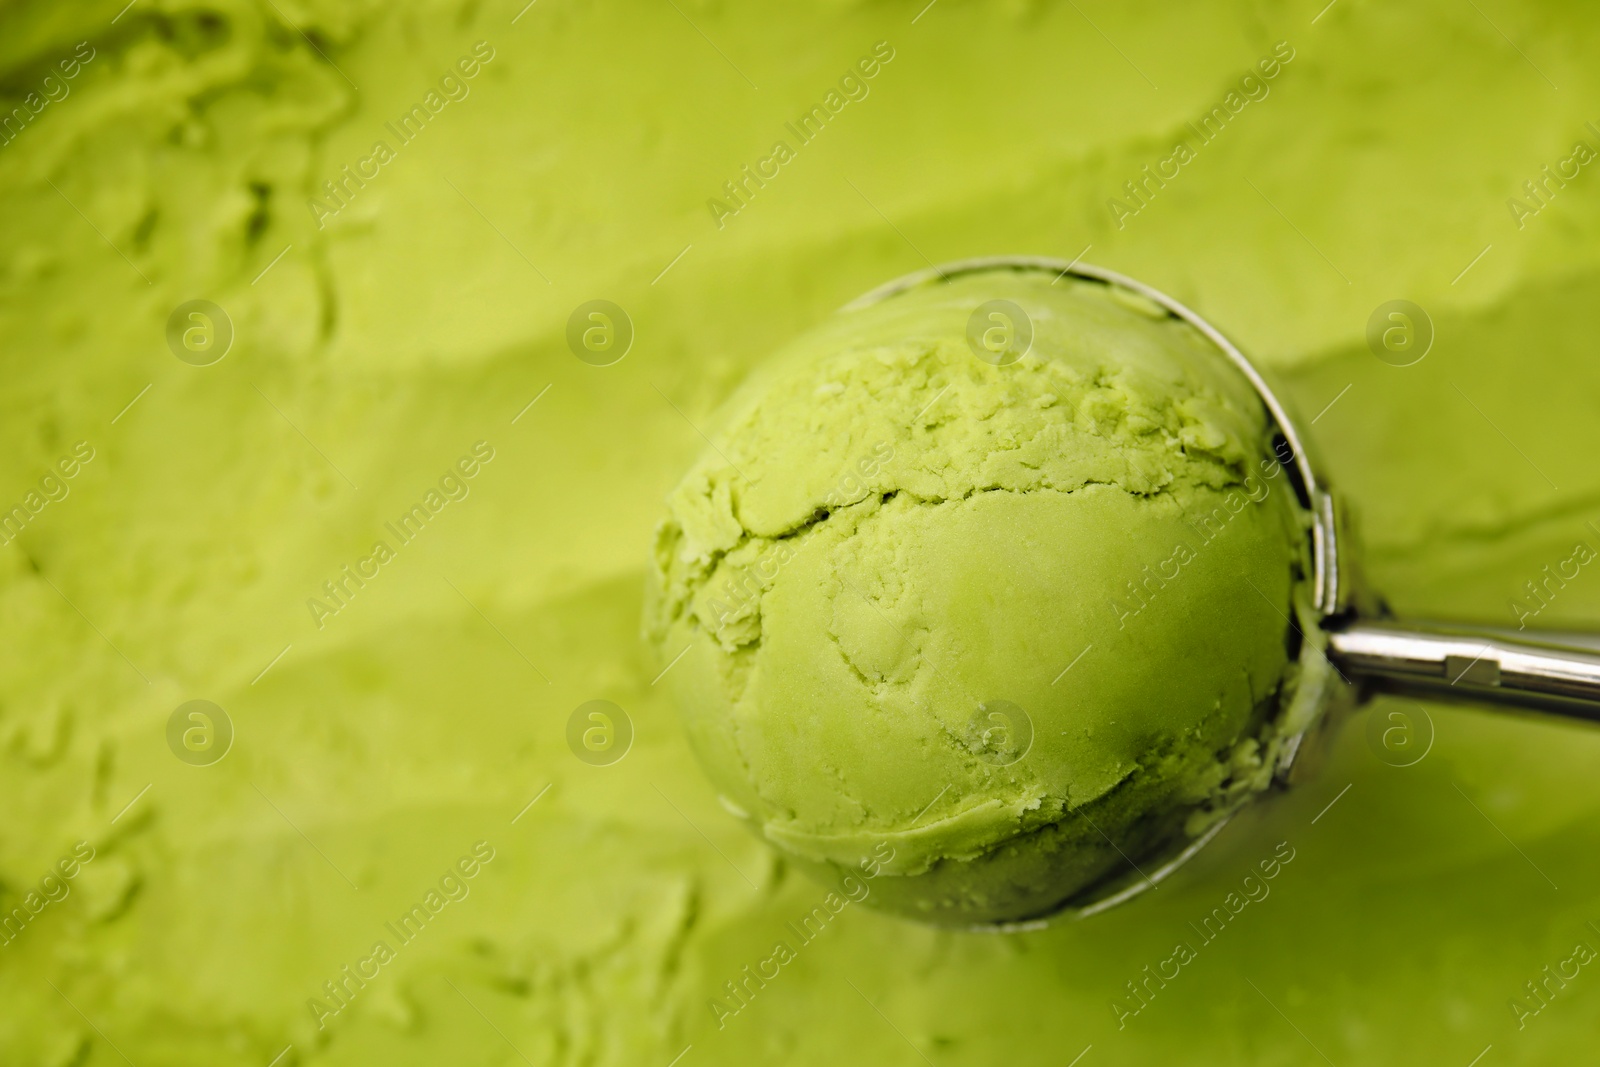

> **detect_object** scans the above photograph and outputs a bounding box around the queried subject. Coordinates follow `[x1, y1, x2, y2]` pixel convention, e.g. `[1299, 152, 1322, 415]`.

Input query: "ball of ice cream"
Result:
[646, 267, 1315, 926]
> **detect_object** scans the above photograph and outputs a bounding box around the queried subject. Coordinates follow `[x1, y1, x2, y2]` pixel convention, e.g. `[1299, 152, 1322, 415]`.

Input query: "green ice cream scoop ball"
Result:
[646, 267, 1315, 926]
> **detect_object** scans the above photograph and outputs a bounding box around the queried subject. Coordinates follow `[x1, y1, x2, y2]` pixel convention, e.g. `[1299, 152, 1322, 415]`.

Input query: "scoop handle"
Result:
[1326, 620, 1600, 722]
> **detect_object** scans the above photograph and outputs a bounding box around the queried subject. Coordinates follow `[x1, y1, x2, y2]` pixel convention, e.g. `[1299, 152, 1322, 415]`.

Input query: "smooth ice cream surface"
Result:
[13, 0, 1600, 1061]
[648, 269, 1316, 924]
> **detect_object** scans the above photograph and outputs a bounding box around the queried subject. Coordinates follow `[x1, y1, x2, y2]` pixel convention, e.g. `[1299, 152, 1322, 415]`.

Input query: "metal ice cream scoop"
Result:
[847, 255, 1600, 927]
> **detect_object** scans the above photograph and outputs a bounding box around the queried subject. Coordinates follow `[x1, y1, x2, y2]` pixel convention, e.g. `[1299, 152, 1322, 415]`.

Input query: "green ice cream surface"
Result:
[4, 0, 1600, 1064]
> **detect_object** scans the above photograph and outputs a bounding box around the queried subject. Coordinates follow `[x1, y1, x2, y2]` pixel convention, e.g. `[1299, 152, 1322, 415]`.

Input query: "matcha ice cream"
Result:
[649, 267, 1317, 924]
[7, 0, 1600, 1063]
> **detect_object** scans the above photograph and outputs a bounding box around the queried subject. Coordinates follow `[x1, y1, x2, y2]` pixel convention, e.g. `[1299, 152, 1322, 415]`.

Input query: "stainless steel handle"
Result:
[1326, 620, 1600, 722]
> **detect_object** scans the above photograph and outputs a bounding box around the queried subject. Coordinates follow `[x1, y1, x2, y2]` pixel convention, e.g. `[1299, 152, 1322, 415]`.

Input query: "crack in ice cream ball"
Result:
[646, 269, 1314, 925]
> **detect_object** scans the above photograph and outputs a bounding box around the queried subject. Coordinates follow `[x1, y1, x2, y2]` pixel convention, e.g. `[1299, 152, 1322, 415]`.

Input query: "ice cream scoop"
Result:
[647, 256, 1600, 929]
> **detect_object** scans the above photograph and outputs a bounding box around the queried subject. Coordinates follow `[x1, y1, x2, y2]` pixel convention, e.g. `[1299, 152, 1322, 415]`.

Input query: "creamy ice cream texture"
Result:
[6, 0, 1600, 1064]
[649, 270, 1315, 923]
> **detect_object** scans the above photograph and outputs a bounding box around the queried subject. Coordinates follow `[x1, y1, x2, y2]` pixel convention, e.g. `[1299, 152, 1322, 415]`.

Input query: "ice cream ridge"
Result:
[648, 266, 1327, 926]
